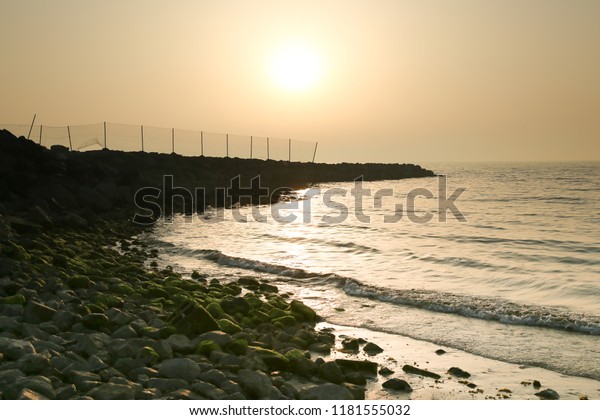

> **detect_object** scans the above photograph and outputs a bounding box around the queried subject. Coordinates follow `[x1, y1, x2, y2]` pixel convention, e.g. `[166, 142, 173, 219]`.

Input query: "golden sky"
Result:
[1, 0, 599, 162]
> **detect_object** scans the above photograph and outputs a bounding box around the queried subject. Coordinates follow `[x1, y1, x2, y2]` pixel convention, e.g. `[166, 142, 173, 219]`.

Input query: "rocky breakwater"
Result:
[0, 221, 387, 399]
[0, 129, 435, 227]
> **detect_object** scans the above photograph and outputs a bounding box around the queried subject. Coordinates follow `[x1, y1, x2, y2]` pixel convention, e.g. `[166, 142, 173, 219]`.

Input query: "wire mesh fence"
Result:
[0, 122, 318, 162]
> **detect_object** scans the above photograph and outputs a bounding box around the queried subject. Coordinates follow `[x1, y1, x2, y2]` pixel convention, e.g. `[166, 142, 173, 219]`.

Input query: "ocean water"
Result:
[148, 162, 600, 380]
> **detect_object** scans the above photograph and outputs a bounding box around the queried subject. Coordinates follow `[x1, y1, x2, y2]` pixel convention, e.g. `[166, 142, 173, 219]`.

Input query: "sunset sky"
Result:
[1, 0, 599, 163]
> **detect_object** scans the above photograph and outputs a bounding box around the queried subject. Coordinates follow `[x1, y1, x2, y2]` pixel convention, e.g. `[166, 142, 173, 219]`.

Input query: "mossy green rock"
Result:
[249, 309, 270, 324]
[217, 319, 243, 335]
[227, 339, 248, 356]
[138, 346, 160, 365]
[67, 275, 91, 289]
[206, 302, 224, 318]
[290, 300, 318, 322]
[196, 340, 221, 356]
[267, 307, 288, 320]
[249, 346, 289, 371]
[166, 301, 219, 336]
[272, 315, 297, 327]
[1, 294, 26, 305]
[284, 349, 306, 360]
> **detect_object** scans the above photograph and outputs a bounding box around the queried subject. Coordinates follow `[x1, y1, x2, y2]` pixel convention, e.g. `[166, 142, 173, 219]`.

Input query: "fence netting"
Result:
[0, 122, 318, 162]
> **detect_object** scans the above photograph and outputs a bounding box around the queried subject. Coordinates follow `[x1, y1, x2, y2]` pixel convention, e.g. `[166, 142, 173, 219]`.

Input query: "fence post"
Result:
[312, 142, 318, 163]
[267, 137, 270, 160]
[226, 134, 229, 158]
[172, 128, 175, 153]
[141, 125, 144, 152]
[103, 122, 107, 149]
[67, 126, 73, 151]
[39, 125, 43, 145]
[288, 138, 291, 162]
[201, 131, 204, 156]
[250, 136, 253, 159]
[27, 114, 36, 139]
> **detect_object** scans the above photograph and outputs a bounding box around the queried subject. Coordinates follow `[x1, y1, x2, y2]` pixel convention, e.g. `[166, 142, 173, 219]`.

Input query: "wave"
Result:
[191, 248, 600, 336]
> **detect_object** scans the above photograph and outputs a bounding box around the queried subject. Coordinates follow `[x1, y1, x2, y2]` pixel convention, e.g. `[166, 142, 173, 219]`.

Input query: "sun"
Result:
[268, 41, 323, 92]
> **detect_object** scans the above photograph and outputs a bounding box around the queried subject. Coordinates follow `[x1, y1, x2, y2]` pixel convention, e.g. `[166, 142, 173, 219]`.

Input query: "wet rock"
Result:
[288, 357, 318, 378]
[363, 342, 384, 355]
[379, 367, 394, 376]
[402, 364, 441, 379]
[300, 383, 354, 400]
[52, 310, 77, 331]
[158, 358, 201, 383]
[318, 361, 345, 384]
[343, 383, 365, 400]
[341, 338, 359, 352]
[192, 381, 228, 400]
[198, 369, 227, 386]
[237, 369, 277, 399]
[382, 378, 413, 392]
[290, 300, 317, 322]
[249, 346, 288, 371]
[307, 342, 330, 354]
[66, 371, 102, 390]
[5, 376, 56, 399]
[336, 359, 379, 376]
[435, 349, 446, 355]
[533, 380, 541, 389]
[535, 389, 560, 400]
[447, 367, 471, 378]
[55, 384, 77, 399]
[165, 389, 204, 400]
[344, 372, 367, 386]
[220, 297, 251, 315]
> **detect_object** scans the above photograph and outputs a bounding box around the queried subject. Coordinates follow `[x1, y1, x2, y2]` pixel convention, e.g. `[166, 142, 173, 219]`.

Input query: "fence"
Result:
[0, 122, 319, 162]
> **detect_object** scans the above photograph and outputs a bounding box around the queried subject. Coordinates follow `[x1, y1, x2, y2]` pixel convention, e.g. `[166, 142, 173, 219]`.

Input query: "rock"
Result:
[236, 369, 277, 399]
[166, 334, 194, 354]
[341, 337, 359, 352]
[533, 380, 541, 389]
[52, 310, 77, 331]
[343, 383, 366, 399]
[198, 369, 227, 386]
[192, 381, 229, 400]
[5, 376, 56, 399]
[382, 378, 413, 392]
[66, 370, 102, 390]
[55, 384, 77, 399]
[195, 331, 232, 348]
[150, 340, 173, 361]
[87, 383, 136, 400]
[379, 367, 394, 376]
[248, 346, 288, 371]
[363, 342, 384, 355]
[0, 370, 25, 390]
[535, 389, 560, 400]
[165, 389, 204, 400]
[158, 358, 201, 383]
[290, 300, 317, 322]
[308, 342, 331, 354]
[17, 388, 49, 400]
[447, 367, 471, 378]
[216, 319, 242, 335]
[318, 361, 345, 384]
[113, 358, 145, 375]
[166, 301, 219, 336]
[0, 337, 36, 360]
[300, 383, 354, 400]
[17, 353, 51, 374]
[335, 359, 379, 376]
[88, 355, 110, 372]
[344, 372, 367, 386]
[435, 349, 446, 355]
[82, 313, 110, 330]
[111, 325, 138, 339]
[259, 283, 278, 293]
[402, 364, 441, 379]
[23, 302, 56, 324]
[288, 357, 319, 378]
[147, 378, 189, 393]
[196, 340, 221, 357]
[220, 297, 251, 315]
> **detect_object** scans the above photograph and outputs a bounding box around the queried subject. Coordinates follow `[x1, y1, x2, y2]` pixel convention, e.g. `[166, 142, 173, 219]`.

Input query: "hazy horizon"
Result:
[2, 0, 599, 163]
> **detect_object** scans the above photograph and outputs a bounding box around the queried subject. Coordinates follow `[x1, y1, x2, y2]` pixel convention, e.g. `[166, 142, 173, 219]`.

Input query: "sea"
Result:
[146, 161, 600, 381]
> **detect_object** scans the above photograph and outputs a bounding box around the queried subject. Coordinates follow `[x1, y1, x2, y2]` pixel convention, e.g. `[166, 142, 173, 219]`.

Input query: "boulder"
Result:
[0, 338, 36, 360]
[22, 301, 56, 324]
[382, 378, 413, 392]
[335, 359, 378, 376]
[166, 301, 219, 336]
[290, 300, 317, 322]
[17, 353, 51, 374]
[318, 361, 345, 384]
[300, 384, 354, 400]
[158, 358, 201, 383]
[236, 369, 277, 399]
